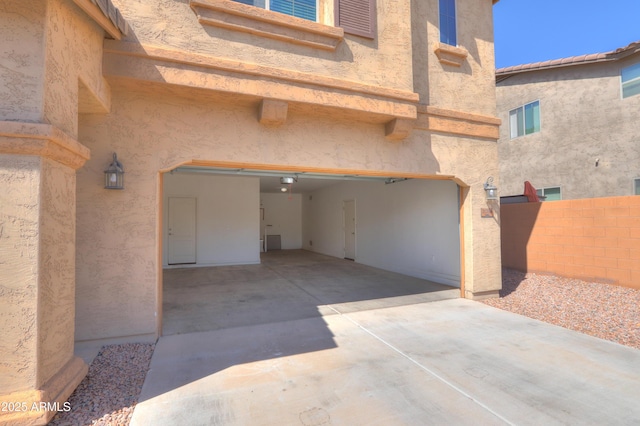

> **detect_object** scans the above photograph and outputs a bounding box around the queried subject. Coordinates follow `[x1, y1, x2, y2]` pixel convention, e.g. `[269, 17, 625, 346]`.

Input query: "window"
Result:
[622, 63, 640, 99]
[509, 101, 540, 138]
[439, 0, 457, 46]
[536, 187, 561, 201]
[635, 178, 640, 195]
[233, 0, 317, 21]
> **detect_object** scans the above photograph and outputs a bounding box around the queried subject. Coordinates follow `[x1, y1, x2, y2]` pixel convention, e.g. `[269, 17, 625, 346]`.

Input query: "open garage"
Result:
[161, 167, 462, 335]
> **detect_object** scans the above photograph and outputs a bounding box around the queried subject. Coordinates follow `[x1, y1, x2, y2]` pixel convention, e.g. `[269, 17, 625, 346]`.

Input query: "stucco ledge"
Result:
[190, 0, 344, 51]
[434, 43, 469, 67]
[0, 122, 90, 170]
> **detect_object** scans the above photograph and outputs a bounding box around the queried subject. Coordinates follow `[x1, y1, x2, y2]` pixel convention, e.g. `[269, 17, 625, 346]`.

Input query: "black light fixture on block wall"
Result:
[104, 153, 124, 189]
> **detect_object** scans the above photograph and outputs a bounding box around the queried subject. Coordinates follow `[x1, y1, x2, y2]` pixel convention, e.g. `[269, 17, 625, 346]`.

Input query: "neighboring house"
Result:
[0, 0, 501, 423]
[496, 41, 640, 201]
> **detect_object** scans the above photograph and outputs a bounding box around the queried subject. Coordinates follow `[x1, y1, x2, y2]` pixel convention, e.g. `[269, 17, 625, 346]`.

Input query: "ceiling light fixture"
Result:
[280, 176, 297, 184]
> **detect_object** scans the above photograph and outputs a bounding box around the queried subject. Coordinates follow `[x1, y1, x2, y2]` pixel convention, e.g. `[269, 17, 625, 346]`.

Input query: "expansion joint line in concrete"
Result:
[263, 262, 514, 424]
[326, 305, 517, 426]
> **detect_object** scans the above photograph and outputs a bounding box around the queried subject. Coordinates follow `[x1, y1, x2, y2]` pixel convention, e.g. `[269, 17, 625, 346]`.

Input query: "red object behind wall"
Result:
[524, 181, 540, 202]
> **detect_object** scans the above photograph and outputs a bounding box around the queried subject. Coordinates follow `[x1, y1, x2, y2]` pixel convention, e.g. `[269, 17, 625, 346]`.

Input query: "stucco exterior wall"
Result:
[75, 87, 417, 341]
[0, 1, 102, 421]
[430, 133, 501, 296]
[38, 157, 78, 385]
[2, 1, 502, 418]
[76, 74, 501, 340]
[0, 154, 83, 410]
[415, 0, 497, 115]
[111, 0, 414, 93]
[0, 155, 41, 392]
[0, 0, 108, 131]
[43, 0, 111, 137]
[0, 1, 46, 123]
[497, 58, 640, 199]
[0, 0, 502, 348]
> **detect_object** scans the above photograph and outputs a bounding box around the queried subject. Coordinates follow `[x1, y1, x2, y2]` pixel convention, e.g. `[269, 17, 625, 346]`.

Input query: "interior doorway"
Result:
[343, 199, 356, 260]
[168, 197, 197, 265]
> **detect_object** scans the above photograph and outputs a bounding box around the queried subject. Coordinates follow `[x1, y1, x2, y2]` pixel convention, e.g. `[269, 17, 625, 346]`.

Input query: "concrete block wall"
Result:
[501, 196, 640, 290]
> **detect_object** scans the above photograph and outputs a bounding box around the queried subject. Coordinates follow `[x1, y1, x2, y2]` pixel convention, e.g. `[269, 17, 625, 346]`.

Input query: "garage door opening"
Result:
[160, 165, 462, 336]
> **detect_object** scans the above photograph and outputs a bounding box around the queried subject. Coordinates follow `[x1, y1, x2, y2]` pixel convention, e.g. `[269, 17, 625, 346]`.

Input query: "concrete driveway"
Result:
[131, 298, 640, 425]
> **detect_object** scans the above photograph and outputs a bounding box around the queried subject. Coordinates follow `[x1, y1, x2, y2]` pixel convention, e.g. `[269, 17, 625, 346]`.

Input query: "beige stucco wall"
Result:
[0, 0, 504, 346]
[0, 154, 79, 395]
[44, 0, 111, 137]
[76, 87, 419, 341]
[72, 0, 501, 341]
[111, 0, 414, 93]
[0, 0, 109, 135]
[0, 153, 87, 423]
[0, 1, 46, 123]
[0, 155, 41, 392]
[497, 57, 640, 199]
[414, 0, 497, 115]
[76, 75, 501, 340]
[1, 0, 108, 364]
[430, 134, 501, 297]
[0, 1, 104, 421]
[38, 157, 78, 386]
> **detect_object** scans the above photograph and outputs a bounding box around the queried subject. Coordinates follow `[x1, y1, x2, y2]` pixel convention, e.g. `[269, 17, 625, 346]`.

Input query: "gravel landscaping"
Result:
[48, 269, 639, 425]
[49, 343, 154, 426]
[483, 269, 640, 350]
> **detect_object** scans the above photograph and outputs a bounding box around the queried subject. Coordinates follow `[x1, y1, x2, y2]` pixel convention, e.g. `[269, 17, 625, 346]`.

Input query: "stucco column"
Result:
[0, 122, 90, 425]
[461, 183, 502, 299]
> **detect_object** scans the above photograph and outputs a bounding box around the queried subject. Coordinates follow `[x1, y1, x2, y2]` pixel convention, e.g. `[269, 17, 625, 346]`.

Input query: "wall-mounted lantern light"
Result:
[483, 176, 498, 201]
[104, 153, 124, 189]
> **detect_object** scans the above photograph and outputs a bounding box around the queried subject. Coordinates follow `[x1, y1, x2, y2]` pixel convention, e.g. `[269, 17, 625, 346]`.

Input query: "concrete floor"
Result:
[130, 250, 640, 425]
[162, 250, 459, 335]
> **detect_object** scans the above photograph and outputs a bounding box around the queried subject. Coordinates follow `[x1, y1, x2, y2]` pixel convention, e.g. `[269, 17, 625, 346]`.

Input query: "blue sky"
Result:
[493, 1, 640, 69]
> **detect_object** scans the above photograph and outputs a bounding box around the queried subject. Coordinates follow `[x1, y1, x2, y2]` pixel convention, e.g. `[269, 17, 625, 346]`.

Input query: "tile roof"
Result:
[496, 40, 640, 79]
[91, 0, 128, 35]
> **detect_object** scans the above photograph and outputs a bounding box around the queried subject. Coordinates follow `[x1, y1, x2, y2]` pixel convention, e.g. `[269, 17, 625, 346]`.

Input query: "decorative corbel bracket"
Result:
[258, 99, 288, 127]
[385, 118, 414, 141]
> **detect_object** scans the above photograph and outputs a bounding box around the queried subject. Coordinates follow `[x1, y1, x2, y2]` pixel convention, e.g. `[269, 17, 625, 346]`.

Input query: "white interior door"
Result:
[260, 207, 265, 252]
[344, 199, 356, 260]
[168, 197, 196, 265]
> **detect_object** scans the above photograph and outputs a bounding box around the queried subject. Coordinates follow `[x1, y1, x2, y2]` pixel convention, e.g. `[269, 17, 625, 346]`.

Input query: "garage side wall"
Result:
[163, 173, 260, 267]
[302, 179, 461, 286]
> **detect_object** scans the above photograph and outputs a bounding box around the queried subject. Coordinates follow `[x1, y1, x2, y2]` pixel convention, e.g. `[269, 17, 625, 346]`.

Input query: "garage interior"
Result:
[162, 167, 462, 335]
